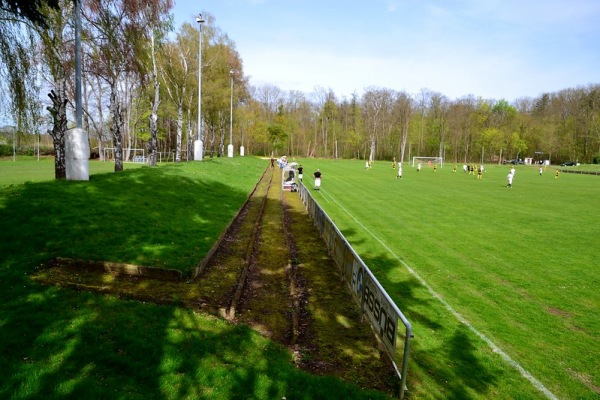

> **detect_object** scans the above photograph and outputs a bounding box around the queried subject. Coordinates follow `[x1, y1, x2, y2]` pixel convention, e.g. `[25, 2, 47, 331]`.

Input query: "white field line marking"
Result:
[318, 188, 559, 400]
[309, 178, 329, 203]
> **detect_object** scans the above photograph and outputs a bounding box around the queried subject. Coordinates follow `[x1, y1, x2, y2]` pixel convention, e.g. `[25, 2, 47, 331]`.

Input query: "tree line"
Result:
[1, 0, 599, 180]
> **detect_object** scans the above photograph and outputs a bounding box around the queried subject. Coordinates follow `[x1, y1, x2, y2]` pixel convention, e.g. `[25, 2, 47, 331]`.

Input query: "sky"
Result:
[170, 0, 600, 102]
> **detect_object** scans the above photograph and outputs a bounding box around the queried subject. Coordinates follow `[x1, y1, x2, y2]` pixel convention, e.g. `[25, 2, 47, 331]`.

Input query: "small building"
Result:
[282, 162, 298, 191]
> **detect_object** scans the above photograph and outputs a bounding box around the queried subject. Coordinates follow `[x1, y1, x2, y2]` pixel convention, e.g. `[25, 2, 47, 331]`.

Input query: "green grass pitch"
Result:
[295, 158, 600, 399]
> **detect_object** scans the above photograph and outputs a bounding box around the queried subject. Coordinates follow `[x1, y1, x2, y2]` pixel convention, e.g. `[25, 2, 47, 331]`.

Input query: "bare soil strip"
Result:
[31, 166, 396, 394]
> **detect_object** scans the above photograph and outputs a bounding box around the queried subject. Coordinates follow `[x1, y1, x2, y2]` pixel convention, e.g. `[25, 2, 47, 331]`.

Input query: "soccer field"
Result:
[295, 159, 600, 399]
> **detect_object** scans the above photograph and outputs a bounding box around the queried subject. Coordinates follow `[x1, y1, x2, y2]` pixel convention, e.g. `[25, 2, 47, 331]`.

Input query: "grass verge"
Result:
[1, 157, 393, 399]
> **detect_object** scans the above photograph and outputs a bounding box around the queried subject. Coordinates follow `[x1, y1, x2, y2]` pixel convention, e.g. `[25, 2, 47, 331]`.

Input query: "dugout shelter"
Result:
[282, 162, 298, 191]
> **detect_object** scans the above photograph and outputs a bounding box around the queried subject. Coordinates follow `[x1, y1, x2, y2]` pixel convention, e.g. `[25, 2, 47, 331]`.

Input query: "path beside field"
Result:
[198, 167, 396, 391]
[33, 167, 397, 395]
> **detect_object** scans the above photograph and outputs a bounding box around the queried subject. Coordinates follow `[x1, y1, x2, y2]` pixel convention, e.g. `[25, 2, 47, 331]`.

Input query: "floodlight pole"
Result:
[194, 14, 205, 161]
[74, 0, 82, 128]
[228, 69, 234, 158]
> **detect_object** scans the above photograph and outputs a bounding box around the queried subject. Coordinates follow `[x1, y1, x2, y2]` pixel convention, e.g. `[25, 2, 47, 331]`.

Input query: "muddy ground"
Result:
[32, 167, 397, 395]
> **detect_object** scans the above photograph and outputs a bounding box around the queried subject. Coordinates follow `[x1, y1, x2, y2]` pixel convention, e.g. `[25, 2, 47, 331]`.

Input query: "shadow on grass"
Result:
[0, 165, 390, 399]
[0, 280, 382, 399]
[360, 252, 499, 398]
[0, 164, 252, 274]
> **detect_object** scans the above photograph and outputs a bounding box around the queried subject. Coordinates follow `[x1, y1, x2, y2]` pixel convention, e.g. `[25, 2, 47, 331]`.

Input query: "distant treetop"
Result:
[0, 0, 62, 27]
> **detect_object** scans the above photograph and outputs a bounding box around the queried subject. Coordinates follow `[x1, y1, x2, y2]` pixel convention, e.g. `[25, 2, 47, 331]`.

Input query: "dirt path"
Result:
[32, 167, 397, 394]
[201, 168, 396, 392]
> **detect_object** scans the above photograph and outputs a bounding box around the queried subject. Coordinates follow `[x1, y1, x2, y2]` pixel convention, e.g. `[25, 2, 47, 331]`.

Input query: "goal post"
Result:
[412, 156, 443, 168]
[102, 148, 146, 163]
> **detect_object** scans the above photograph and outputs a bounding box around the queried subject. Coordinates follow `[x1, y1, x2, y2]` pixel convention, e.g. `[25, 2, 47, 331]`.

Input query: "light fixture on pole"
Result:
[227, 68, 234, 158]
[194, 14, 205, 161]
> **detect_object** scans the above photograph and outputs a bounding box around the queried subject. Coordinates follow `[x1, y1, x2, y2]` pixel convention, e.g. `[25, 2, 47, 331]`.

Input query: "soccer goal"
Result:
[412, 156, 443, 168]
[102, 148, 146, 163]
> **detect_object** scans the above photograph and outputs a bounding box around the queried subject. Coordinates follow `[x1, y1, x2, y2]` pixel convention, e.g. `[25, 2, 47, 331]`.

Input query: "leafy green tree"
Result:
[159, 24, 194, 163]
[0, 2, 49, 147]
[0, 0, 60, 27]
[132, 0, 173, 166]
[267, 122, 287, 154]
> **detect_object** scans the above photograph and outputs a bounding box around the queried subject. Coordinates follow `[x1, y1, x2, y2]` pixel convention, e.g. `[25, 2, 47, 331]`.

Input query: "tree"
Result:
[362, 87, 393, 162]
[447, 95, 477, 163]
[317, 90, 338, 158]
[84, 0, 146, 172]
[196, 16, 246, 158]
[392, 91, 412, 163]
[160, 24, 194, 163]
[131, 0, 173, 166]
[429, 92, 449, 160]
[267, 106, 288, 154]
[0, 4, 43, 144]
[36, 0, 74, 179]
[0, 0, 61, 27]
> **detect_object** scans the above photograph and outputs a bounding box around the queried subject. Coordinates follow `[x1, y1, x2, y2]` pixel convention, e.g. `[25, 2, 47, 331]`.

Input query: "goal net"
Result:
[103, 148, 146, 163]
[412, 156, 443, 168]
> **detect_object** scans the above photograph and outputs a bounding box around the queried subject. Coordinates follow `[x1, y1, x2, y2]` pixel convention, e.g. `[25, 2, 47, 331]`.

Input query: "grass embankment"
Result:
[0, 157, 390, 399]
[295, 159, 600, 399]
[1, 158, 262, 273]
[0, 156, 144, 186]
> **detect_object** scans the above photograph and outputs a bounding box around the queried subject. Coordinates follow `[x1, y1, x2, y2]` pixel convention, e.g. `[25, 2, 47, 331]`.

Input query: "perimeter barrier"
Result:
[298, 183, 413, 399]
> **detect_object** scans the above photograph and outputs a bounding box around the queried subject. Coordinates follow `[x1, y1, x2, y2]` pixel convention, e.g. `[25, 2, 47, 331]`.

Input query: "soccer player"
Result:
[477, 164, 484, 180]
[453, 164, 457, 173]
[417, 162, 422, 172]
[298, 165, 304, 181]
[555, 169, 560, 179]
[314, 169, 322, 190]
[507, 172, 514, 188]
[397, 164, 403, 179]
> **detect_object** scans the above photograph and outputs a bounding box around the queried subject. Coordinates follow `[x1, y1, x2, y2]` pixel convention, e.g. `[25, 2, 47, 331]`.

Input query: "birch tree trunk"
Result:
[47, 85, 67, 179]
[109, 84, 124, 172]
[148, 32, 160, 166]
[96, 77, 105, 161]
[175, 102, 184, 162]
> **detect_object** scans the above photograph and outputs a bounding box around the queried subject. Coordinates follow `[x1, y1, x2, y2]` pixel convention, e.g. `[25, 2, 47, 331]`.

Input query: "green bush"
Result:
[0, 145, 54, 157]
[0, 145, 13, 157]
